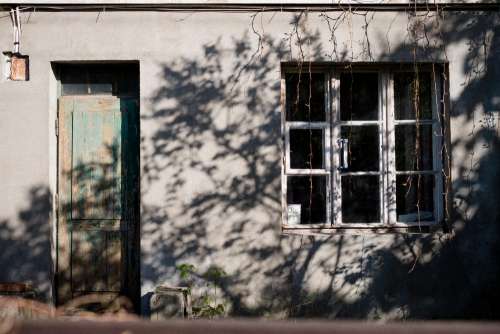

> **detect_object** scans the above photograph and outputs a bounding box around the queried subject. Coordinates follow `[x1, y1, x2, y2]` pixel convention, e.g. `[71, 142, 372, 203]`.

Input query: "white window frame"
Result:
[281, 69, 332, 228]
[281, 64, 446, 232]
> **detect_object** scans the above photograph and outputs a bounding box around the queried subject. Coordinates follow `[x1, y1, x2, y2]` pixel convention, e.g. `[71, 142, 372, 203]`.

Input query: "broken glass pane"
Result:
[340, 72, 379, 121]
[286, 73, 325, 122]
[396, 174, 434, 222]
[289, 129, 324, 169]
[341, 175, 380, 223]
[395, 124, 433, 171]
[340, 125, 379, 172]
[394, 72, 433, 120]
[287, 175, 327, 224]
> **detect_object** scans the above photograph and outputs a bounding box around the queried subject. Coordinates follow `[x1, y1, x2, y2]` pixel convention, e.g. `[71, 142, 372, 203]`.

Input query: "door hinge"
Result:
[55, 117, 59, 137]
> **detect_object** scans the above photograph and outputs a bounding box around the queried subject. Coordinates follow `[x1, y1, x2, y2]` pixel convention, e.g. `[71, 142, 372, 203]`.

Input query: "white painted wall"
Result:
[0, 9, 498, 318]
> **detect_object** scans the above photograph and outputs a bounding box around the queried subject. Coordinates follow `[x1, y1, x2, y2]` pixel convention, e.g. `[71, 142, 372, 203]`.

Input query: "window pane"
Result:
[340, 125, 379, 172]
[60, 63, 139, 97]
[286, 73, 325, 122]
[394, 72, 432, 120]
[62, 83, 89, 95]
[287, 175, 327, 224]
[396, 174, 434, 222]
[290, 129, 324, 169]
[395, 124, 433, 171]
[341, 176, 380, 223]
[340, 73, 378, 121]
[61, 66, 88, 95]
[88, 70, 114, 95]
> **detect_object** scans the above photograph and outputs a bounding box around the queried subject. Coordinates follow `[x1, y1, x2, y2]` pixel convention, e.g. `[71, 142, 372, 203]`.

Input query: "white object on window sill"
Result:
[287, 204, 301, 225]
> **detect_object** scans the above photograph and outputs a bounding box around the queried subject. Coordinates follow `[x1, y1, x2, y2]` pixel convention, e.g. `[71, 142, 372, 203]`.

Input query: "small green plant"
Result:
[175, 263, 227, 318]
[176, 263, 196, 280]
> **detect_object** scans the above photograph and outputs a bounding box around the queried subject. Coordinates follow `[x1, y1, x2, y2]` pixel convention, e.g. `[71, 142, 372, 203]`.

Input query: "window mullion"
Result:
[280, 72, 288, 226]
[331, 72, 341, 226]
[284, 123, 291, 173]
[432, 71, 444, 224]
[324, 72, 332, 227]
[386, 72, 398, 225]
[379, 73, 386, 225]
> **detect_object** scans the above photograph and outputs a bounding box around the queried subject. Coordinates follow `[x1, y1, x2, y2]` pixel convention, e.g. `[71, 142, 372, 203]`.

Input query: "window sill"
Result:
[281, 223, 447, 236]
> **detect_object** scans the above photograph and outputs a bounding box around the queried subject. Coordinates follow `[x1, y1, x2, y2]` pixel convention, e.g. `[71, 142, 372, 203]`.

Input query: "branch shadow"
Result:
[140, 10, 500, 320]
[0, 9, 499, 320]
[0, 186, 53, 301]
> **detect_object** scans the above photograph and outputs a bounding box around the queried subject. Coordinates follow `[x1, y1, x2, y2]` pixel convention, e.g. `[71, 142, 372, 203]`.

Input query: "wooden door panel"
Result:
[71, 228, 122, 293]
[71, 104, 122, 220]
[57, 96, 139, 310]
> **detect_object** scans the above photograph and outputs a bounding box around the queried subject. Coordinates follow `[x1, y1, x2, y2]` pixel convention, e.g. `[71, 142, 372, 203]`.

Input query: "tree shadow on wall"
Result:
[0, 186, 53, 302]
[140, 23, 347, 317]
[138, 16, 367, 318]
[2, 10, 497, 320]
[141, 9, 500, 320]
[353, 9, 500, 320]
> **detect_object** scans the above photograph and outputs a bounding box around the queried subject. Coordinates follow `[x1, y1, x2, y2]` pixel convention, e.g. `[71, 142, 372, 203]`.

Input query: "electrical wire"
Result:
[0, 2, 499, 20]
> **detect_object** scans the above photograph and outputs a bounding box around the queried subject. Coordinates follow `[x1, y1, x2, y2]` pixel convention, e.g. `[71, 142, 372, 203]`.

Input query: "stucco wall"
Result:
[0, 9, 498, 318]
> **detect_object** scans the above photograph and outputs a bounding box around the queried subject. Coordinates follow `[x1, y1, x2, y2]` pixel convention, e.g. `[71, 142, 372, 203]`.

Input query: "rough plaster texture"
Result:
[0, 9, 498, 318]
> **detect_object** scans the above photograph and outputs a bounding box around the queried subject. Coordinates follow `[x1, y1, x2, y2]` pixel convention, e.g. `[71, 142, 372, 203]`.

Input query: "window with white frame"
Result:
[281, 64, 447, 230]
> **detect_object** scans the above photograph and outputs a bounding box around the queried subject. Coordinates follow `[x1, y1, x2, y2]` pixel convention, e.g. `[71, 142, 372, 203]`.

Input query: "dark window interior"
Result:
[286, 73, 325, 122]
[394, 72, 432, 120]
[340, 125, 379, 172]
[59, 63, 139, 97]
[287, 175, 327, 224]
[396, 174, 434, 222]
[340, 72, 379, 121]
[395, 124, 433, 171]
[289, 129, 324, 169]
[341, 175, 380, 223]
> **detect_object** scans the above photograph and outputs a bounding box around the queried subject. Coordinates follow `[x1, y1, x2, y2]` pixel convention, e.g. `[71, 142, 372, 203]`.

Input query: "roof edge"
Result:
[0, 0, 498, 5]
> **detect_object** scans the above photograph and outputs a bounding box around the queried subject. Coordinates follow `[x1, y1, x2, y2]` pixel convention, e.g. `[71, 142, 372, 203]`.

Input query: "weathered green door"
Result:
[57, 96, 139, 312]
